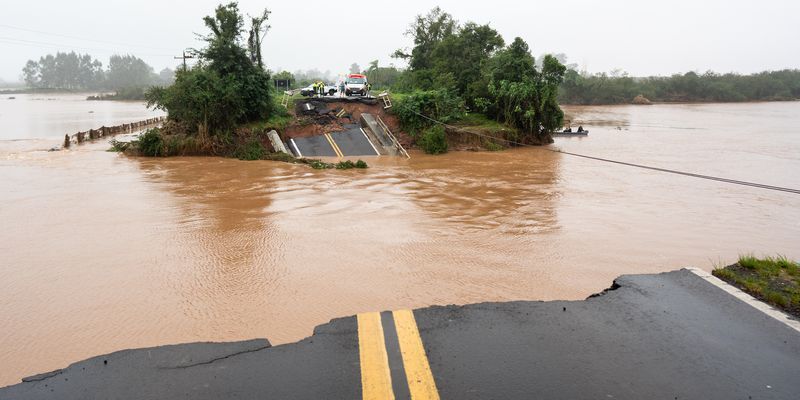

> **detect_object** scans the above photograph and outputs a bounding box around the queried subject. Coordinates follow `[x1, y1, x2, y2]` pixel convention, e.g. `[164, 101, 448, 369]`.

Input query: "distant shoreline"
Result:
[560, 98, 799, 106]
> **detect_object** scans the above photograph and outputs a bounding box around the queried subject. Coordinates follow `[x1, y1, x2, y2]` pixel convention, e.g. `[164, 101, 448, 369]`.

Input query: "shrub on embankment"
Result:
[126, 127, 282, 161]
[418, 125, 449, 154]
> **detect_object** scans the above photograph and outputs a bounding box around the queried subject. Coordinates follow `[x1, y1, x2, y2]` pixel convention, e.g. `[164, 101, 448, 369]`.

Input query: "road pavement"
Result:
[288, 125, 378, 158]
[2, 269, 799, 399]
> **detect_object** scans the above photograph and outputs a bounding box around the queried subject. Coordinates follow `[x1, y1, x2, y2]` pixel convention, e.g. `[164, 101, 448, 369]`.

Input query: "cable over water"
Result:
[405, 108, 800, 195]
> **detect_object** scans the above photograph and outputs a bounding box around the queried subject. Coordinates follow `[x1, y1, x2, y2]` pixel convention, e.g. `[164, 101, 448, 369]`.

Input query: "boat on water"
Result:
[554, 130, 588, 136]
[557, 119, 588, 135]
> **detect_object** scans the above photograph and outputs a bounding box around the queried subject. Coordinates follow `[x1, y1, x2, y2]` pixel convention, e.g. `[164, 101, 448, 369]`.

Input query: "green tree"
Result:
[491, 38, 536, 84]
[146, 1, 274, 135]
[430, 22, 504, 105]
[247, 8, 271, 69]
[488, 42, 566, 141]
[106, 54, 154, 90]
[20, 52, 103, 89]
[393, 7, 457, 71]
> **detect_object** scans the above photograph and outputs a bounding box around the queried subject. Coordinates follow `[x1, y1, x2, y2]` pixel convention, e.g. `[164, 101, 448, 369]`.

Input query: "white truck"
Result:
[344, 74, 369, 97]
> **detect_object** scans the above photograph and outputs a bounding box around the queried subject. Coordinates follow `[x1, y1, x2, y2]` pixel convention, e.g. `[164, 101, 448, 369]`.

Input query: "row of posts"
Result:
[63, 116, 167, 149]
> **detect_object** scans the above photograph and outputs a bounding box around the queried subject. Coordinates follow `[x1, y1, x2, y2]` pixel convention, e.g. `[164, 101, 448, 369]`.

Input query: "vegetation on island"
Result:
[713, 255, 800, 318]
[389, 7, 566, 154]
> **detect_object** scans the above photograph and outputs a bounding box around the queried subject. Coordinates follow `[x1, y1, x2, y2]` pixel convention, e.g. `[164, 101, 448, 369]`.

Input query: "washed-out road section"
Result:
[2, 269, 798, 400]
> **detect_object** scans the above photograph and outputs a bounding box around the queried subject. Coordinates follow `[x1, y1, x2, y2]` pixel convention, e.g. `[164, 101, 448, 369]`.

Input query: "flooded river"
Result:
[1, 95, 798, 385]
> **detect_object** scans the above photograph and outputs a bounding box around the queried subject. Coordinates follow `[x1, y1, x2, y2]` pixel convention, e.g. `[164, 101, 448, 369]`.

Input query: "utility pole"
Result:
[174, 51, 195, 71]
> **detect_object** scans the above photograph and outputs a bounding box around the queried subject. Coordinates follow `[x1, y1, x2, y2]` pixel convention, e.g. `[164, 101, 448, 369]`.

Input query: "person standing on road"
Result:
[339, 81, 345, 97]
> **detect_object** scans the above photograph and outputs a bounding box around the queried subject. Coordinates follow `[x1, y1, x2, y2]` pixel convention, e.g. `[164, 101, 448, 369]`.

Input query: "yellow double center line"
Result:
[325, 133, 344, 158]
[357, 310, 440, 400]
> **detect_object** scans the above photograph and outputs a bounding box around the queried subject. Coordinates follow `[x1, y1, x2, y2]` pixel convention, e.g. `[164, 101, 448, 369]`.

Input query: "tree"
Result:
[393, 7, 457, 71]
[146, 1, 274, 135]
[491, 38, 536, 84]
[430, 22, 504, 104]
[20, 52, 103, 89]
[349, 63, 361, 74]
[22, 60, 40, 88]
[158, 68, 175, 86]
[488, 48, 566, 141]
[106, 54, 154, 90]
[247, 8, 271, 69]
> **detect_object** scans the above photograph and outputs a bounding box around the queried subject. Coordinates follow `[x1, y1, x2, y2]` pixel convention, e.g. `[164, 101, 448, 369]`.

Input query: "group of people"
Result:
[563, 125, 585, 133]
[312, 81, 327, 97]
[312, 80, 373, 98]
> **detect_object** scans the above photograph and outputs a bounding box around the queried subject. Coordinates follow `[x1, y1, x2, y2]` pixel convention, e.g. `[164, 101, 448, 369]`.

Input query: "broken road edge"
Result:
[6, 267, 800, 389]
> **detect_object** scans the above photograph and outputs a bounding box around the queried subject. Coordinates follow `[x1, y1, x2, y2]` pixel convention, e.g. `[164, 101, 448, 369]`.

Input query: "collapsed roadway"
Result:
[282, 98, 409, 159]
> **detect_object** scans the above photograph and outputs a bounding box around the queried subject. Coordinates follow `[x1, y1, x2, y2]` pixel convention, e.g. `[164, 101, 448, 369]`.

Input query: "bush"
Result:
[394, 89, 464, 134]
[136, 128, 165, 157]
[336, 160, 356, 169]
[419, 125, 448, 154]
[233, 139, 266, 161]
[308, 160, 334, 169]
[484, 140, 504, 151]
[107, 139, 130, 152]
[355, 160, 368, 169]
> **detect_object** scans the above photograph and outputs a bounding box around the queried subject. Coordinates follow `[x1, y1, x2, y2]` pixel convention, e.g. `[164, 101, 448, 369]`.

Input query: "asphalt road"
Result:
[331, 125, 380, 157]
[288, 125, 378, 158]
[2, 269, 799, 399]
[289, 135, 337, 158]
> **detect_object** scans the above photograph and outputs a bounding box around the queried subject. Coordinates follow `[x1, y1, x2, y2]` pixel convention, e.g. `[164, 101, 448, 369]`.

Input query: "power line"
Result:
[174, 51, 196, 71]
[0, 36, 174, 57]
[404, 107, 800, 195]
[0, 23, 174, 51]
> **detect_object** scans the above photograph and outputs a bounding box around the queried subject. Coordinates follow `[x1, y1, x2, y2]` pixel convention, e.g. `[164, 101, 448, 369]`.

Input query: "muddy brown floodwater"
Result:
[1, 97, 799, 386]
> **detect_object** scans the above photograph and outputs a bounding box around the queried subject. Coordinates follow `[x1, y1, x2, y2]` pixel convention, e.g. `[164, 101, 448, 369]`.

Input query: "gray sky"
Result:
[1, 0, 799, 82]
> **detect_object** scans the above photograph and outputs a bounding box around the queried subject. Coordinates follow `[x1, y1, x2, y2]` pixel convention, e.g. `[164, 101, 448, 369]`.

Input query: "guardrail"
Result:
[376, 115, 410, 159]
[63, 116, 166, 149]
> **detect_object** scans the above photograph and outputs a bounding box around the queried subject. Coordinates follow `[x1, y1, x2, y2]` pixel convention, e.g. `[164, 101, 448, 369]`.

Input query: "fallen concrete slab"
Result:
[2, 269, 798, 399]
[266, 130, 290, 155]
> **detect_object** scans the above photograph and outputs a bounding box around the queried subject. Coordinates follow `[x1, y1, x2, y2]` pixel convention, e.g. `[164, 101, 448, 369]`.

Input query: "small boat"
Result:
[554, 130, 588, 136]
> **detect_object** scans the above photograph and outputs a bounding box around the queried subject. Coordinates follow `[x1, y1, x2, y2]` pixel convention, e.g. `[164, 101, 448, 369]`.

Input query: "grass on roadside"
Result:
[713, 254, 800, 316]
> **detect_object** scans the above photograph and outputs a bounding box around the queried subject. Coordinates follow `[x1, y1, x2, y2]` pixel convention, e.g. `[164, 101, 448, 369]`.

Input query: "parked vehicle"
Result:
[344, 74, 368, 96]
[300, 84, 337, 97]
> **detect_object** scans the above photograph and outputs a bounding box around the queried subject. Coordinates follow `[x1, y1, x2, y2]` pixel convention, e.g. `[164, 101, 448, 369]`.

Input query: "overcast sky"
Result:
[1, 0, 799, 82]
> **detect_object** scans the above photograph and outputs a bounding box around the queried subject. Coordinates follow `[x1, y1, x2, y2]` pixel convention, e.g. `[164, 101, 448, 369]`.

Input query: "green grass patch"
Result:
[712, 254, 800, 317]
[455, 113, 510, 133]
